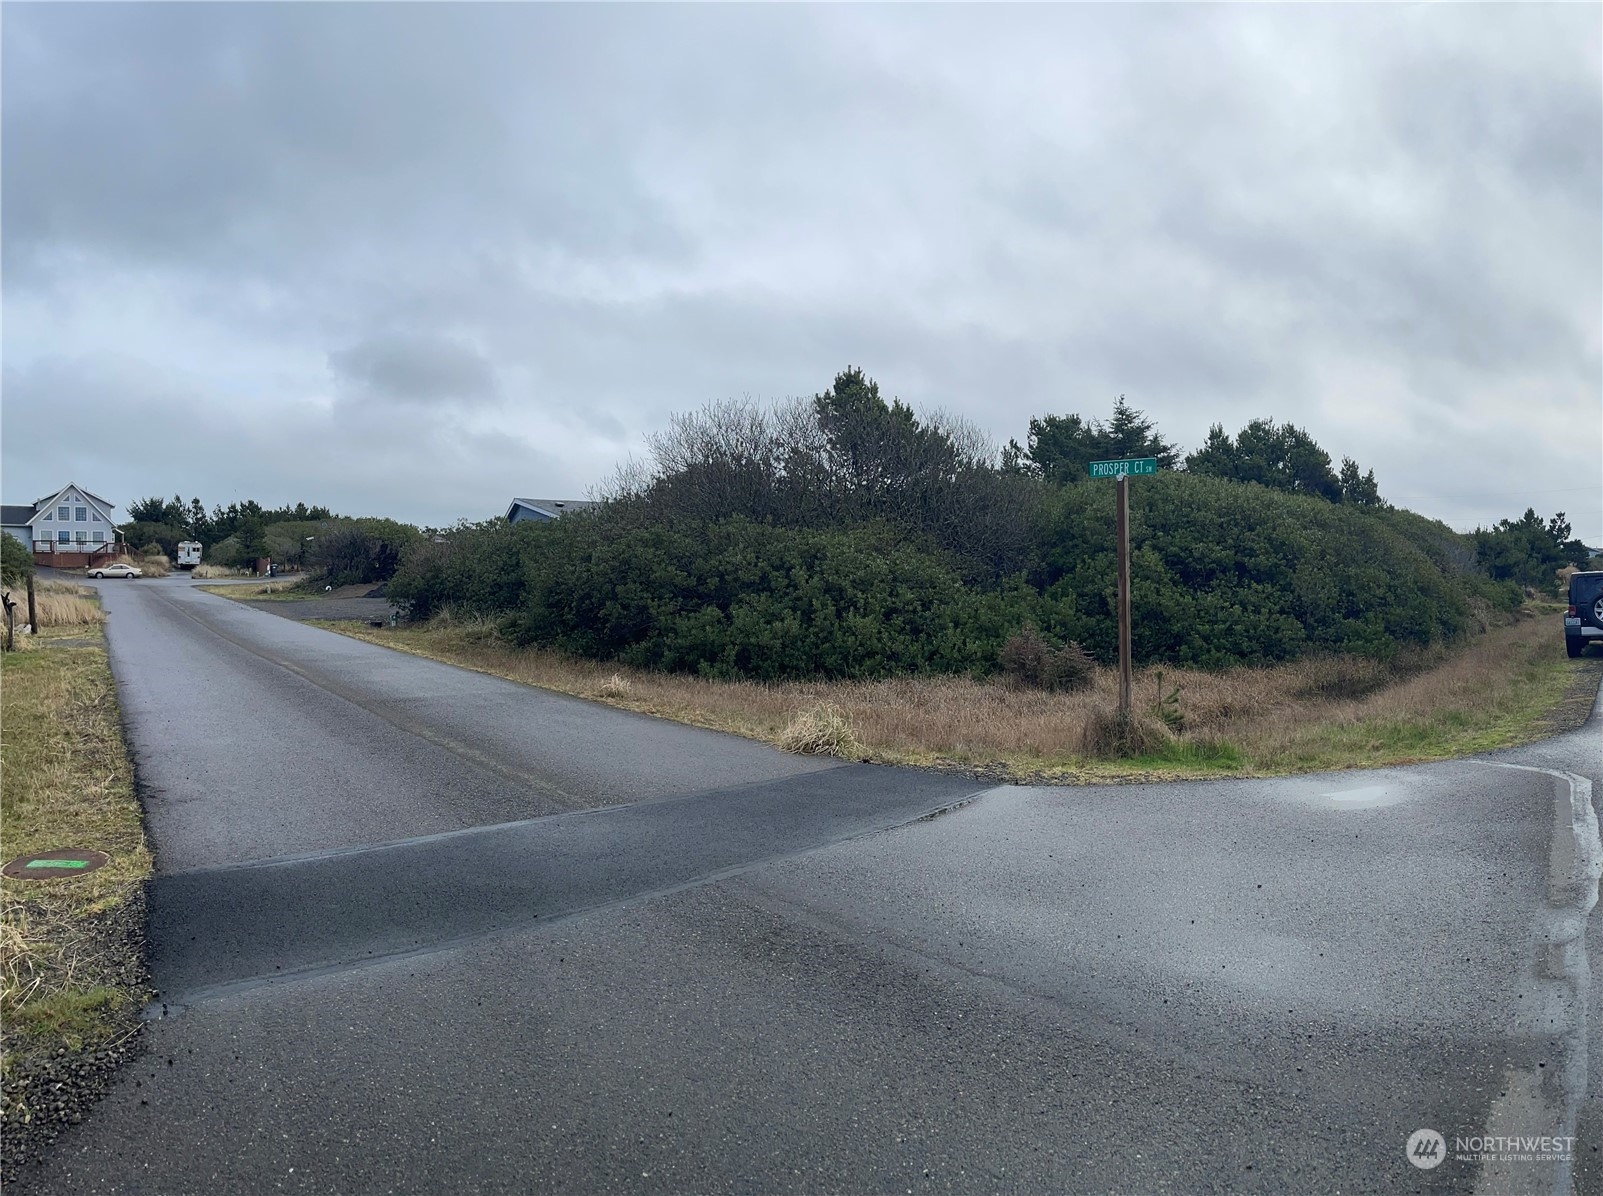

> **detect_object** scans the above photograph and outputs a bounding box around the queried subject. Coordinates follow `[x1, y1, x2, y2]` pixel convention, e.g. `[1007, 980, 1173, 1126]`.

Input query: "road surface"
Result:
[12, 576, 1600, 1194]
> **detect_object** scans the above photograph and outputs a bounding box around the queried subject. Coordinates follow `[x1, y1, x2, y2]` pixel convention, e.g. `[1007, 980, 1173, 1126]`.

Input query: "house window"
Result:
[76, 508, 87, 521]
[42, 511, 52, 521]
[58, 530, 70, 543]
[59, 507, 70, 520]
[93, 531, 105, 543]
[92, 512, 101, 522]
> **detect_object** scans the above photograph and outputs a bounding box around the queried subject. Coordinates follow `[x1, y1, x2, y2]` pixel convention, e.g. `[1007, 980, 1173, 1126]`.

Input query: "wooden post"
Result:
[1116, 473, 1132, 717]
[26, 572, 37, 635]
[2, 592, 14, 653]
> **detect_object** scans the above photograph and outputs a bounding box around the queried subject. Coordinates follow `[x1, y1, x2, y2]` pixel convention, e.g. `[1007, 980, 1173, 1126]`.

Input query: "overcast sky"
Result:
[4, 3, 1599, 541]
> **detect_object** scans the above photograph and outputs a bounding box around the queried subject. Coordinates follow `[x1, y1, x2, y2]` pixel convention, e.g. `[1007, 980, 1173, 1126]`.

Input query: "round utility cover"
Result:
[3, 849, 109, 880]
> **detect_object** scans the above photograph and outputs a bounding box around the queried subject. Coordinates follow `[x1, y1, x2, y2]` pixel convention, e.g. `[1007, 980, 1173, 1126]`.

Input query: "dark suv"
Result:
[1565, 570, 1603, 658]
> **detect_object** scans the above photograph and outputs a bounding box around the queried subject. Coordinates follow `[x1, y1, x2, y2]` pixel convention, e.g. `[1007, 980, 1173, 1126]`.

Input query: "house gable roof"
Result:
[506, 497, 599, 522]
[27, 484, 115, 525]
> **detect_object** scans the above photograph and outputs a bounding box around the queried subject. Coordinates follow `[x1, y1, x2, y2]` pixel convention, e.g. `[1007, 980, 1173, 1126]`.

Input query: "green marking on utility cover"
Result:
[26, 858, 90, 869]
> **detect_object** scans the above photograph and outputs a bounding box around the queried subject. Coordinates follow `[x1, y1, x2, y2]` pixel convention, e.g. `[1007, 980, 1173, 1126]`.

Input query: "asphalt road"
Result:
[13, 576, 1600, 1195]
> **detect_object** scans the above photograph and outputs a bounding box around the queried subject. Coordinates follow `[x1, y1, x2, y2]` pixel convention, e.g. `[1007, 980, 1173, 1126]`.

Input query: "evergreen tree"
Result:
[1474, 509, 1590, 589]
[1023, 396, 1178, 483]
[1338, 458, 1382, 507]
[1184, 418, 1341, 501]
[1100, 396, 1182, 467]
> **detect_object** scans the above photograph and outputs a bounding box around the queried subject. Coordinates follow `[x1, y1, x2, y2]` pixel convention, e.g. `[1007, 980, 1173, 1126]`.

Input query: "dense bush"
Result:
[509, 515, 1033, 680]
[1032, 472, 1477, 667]
[311, 518, 423, 587]
[1, 534, 35, 586]
[388, 520, 538, 620]
[387, 369, 1529, 682]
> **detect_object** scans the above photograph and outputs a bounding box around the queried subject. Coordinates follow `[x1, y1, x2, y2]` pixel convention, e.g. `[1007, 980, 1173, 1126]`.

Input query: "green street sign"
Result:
[1088, 457, 1158, 479]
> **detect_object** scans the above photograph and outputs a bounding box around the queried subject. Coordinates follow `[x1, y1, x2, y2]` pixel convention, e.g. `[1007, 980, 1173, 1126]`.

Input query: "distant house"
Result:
[505, 497, 599, 524]
[2, 484, 121, 567]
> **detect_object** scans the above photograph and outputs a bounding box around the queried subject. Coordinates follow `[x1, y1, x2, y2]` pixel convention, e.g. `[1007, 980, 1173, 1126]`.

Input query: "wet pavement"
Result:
[13, 578, 1600, 1195]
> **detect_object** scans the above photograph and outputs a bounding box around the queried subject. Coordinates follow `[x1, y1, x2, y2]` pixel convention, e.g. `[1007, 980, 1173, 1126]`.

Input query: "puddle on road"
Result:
[1318, 784, 1400, 809]
[1276, 777, 1416, 810]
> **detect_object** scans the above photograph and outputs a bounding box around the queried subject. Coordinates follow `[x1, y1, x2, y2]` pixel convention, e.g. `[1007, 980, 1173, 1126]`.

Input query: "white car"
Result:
[89, 563, 143, 579]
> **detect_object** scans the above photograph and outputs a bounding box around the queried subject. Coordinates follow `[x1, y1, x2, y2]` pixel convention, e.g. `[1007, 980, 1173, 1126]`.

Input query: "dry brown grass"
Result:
[1078, 707, 1173, 759]
[596, 672, 634, 699]
[191, 563, 245, 579]
[323, 607, 1588, 779]
[776, 703, 862, 758]
[33, 590, 105, 628]
[0, 580, 104, 632]
[135, 554, 170, 578]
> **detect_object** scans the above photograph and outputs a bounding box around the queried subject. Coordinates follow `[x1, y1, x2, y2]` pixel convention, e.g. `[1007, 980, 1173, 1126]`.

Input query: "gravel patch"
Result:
[1, 891, 149, 1175]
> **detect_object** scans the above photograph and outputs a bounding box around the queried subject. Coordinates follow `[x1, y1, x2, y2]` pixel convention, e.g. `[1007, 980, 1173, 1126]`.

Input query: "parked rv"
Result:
[176, 541, 203, 570]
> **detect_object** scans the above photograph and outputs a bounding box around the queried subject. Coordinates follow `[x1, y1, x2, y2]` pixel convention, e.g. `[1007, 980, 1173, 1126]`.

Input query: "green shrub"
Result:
[1034, 472, 1474, 667]
[311, 518, 422, 587]
[507, 514, 1036, 681]
[1, 534, 36, 586]
[389, 520, 538, 620]
[383, 379, 1521, 683]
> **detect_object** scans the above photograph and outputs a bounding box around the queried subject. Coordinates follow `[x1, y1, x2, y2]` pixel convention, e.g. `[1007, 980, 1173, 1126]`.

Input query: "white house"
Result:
[1, 484, 120, 565]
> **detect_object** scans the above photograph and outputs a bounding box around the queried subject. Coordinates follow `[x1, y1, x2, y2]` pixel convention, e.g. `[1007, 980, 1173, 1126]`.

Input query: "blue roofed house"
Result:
[505, 498, 599, 524]
[2, 484, 122, 567]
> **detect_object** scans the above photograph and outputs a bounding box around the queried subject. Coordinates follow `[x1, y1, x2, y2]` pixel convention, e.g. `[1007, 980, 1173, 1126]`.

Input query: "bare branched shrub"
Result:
[777, 703, 861, 758]
[999, 626, 1096, 691]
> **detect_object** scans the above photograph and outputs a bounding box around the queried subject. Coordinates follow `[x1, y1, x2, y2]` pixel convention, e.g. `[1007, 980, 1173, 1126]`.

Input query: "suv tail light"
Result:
[1568, 605, 1578, 616]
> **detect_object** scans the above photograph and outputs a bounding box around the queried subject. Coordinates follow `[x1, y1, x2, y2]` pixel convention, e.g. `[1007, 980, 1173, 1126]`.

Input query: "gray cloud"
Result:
[330, 334, 497, 407]
[3, 4, 1598, 539]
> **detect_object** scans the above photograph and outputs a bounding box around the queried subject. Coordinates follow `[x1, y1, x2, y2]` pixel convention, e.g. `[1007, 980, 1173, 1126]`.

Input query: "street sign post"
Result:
[1088, 458, 1157, 715]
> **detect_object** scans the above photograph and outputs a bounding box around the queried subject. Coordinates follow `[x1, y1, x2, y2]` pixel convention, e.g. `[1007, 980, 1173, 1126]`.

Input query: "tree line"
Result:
[118, 495, 419, 582]
[120, 369, 1590, 680]
[387, 368, 1584, 681]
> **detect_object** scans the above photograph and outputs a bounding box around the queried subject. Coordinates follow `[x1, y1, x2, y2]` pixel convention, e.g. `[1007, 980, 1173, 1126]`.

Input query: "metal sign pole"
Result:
[1116, 472, 1132, 717]
[1087, 456, 1152, 719]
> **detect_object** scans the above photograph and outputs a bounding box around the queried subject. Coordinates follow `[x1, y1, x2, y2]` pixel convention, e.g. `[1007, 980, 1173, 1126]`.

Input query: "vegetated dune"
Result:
[357, 604, 1567, 773]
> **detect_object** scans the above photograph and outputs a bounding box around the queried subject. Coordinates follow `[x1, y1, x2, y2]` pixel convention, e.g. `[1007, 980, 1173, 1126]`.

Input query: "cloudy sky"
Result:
[4, 3, 1599, 541]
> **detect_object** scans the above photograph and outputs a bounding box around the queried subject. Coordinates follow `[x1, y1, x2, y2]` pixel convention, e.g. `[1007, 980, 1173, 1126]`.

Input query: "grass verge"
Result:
[10, 580, 106, 631]
[1, 622, 153, 1169]
[316, 603, 1597, 782]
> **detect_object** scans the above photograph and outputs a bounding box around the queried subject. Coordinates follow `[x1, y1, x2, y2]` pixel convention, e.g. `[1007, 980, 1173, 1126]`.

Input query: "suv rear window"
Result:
[1569, 572, 1603, 604]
